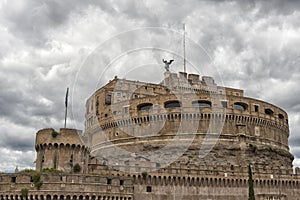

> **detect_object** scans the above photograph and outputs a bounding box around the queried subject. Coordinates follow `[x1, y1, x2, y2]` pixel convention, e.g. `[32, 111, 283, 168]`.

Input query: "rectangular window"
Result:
[221, 101, 227, 108]
[146, 186, 152, 192]
[254, 105, 259, 112]
[105, 95, 112, 105]
[11, 177, 16, 183]
[124, 106, 129, 114]
[107, 178, 112, 185]
[120, 180, 124, 185]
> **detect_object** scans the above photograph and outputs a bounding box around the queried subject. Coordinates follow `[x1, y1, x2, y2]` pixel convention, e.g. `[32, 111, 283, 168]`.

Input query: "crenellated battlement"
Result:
[0, 173, 133, 200]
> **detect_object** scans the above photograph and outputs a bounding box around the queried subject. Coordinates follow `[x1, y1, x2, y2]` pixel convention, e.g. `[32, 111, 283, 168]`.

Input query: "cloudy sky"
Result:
[0, 0, 300, 171]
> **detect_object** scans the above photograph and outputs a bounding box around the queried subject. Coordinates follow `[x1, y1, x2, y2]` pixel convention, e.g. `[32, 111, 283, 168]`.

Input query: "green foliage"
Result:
[32, 173, 40, 183]
[35, 181, 43, 190]
[20, 188, 28, 198]
[248, 165, 255, 200]
[73, 163, 81, 173]
[142, 171, 148, 179]
[42, 168, 63, 173]
[52, 130, 59, 138]
[31, 173, 43, 190]
[20, 169, 36, 173]
[249, 144, 257, 153]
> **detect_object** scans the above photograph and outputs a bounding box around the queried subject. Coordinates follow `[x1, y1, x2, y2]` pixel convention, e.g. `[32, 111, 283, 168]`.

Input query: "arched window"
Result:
[278, 113, 284, 119]
[192, 100, 211, 108]
[137, 103, 153, 111]
[265, 108, 274, 115]
[164, 101, 181, 109]
[233, 102, 248, 111]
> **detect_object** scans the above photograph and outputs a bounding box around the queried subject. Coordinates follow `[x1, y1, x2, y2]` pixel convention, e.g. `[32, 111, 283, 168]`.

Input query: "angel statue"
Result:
[162, 59, 174, 72]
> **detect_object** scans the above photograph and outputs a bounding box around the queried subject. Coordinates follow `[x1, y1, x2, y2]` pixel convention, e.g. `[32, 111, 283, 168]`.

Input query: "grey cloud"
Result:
[1, 0, 300, 170]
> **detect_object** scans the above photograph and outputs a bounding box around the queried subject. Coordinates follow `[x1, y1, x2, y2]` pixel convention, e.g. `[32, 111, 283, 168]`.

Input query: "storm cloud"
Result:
[0, 0, 300, 171]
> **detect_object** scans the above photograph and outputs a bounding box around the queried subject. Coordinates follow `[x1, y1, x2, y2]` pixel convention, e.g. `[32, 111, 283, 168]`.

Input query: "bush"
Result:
[52, 130, 59, 138]
[42, 168, 63, 173]
[142, 171, 148, 179]
[20, 169, 36, 173]
[20, 188, 28, 198]
[31, 173, 43, 190]
[73, 164, 81, 173]
[32, 173, 40, 183]
[249, 144, 257, 153]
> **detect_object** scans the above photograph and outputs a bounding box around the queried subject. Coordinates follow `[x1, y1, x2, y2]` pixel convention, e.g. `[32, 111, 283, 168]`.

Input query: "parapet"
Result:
[35, 128, 83, 147]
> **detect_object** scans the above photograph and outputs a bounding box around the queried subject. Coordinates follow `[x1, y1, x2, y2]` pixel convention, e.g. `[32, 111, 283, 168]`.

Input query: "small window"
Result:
[70, 154, 73, 163]
[145, 86, 148, 90]
[164, 101, 181, 109]
[221, 101, 227, 108]
[254, 105, 259, 112]
[107, 178, 112, 184]
[104, 113, 108, 117]
[146, 186, 152, 192]
[137, 103, 153, 111]
[234, 102, 248, 111]
[120, 180, 124, 186]
[115, 132, 119, 136]
[124, 107, 129, 114]
[278, 114, 284, 119]
[192, 100, 211, 108]
[105, 95, 112, 105]
[11, 177, 16, 183]
[265, 108, 274, 115]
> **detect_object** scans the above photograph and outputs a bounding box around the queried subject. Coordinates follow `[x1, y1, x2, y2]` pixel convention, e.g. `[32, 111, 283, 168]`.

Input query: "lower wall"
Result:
[1, 173, 300, 200]
[134, 184, 292, 200]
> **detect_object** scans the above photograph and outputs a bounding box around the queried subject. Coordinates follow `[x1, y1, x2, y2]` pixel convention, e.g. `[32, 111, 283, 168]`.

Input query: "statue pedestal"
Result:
[163, 71, 171, 86]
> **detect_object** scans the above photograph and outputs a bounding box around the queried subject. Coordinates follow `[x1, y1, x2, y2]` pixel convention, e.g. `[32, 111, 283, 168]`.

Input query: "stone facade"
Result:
[1, 72, 300, 199]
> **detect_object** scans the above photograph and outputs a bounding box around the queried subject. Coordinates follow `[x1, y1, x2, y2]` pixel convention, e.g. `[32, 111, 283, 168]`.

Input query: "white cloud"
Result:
[0, 0, 300, 170]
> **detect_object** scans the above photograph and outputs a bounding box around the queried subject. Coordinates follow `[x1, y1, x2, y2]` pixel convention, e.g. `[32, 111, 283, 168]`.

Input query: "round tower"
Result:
[85, 72, 293, 172]
[35, 128, 89, 173]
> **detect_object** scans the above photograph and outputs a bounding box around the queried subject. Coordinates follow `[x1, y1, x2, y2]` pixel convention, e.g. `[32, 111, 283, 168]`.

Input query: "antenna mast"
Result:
[183, 23, 186, 73]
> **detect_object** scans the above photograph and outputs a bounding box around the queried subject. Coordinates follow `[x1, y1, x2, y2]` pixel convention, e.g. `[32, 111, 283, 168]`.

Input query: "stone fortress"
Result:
[1, 70, 300, 200]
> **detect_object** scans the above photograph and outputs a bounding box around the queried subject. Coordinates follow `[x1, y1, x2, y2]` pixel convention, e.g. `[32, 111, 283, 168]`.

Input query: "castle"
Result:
[1, 70, 300, 200]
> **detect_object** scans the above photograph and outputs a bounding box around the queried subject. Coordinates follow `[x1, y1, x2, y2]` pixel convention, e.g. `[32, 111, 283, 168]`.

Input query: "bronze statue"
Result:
[162, 59, 174, 71]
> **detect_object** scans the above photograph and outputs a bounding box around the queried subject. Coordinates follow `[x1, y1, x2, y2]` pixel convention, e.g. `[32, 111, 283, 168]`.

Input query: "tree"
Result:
[248, 165, 255, 200]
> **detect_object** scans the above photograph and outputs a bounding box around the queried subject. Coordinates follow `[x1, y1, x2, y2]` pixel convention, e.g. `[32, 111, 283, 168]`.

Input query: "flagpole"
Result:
[64, 87, 69, 128]
[183, 23, 186, 73]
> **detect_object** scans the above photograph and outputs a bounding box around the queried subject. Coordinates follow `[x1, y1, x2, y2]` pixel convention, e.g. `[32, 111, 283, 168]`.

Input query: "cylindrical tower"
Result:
[85, 72, 293, 172]
[35, 128, 89, 173]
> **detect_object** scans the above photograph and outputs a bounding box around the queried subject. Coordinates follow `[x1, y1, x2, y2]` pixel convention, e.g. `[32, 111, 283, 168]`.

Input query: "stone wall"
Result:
[0, 173, 133, 200]
[35, 129, 88, 173]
